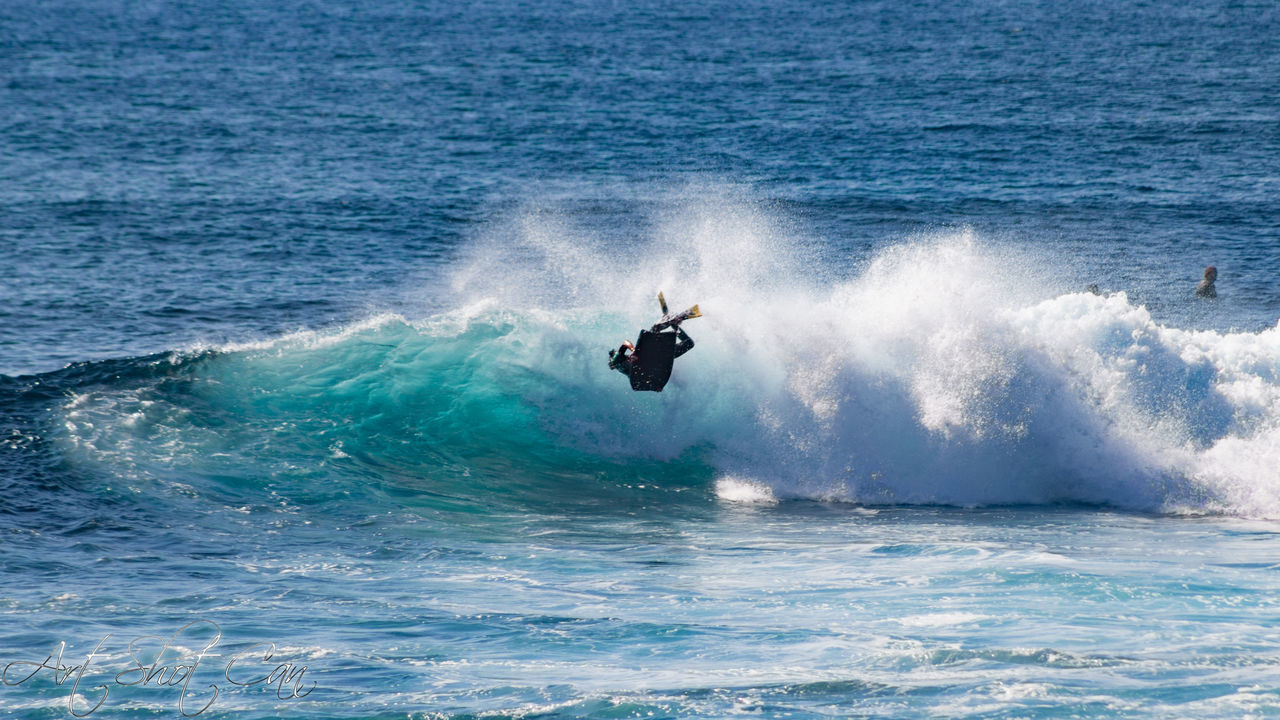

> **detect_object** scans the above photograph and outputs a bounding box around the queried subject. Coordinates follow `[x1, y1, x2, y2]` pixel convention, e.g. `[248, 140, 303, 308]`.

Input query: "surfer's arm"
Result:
[608, 346, 632, 375]
[672, 327, 694, 359]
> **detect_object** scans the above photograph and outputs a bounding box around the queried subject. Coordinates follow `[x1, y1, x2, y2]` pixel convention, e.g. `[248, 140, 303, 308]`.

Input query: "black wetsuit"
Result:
[609, 327, 694, 390]
[672, 326, 695, 358]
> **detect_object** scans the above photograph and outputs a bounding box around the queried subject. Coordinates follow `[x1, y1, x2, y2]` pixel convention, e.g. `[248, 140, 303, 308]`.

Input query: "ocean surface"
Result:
[4, 1, 1280, 717]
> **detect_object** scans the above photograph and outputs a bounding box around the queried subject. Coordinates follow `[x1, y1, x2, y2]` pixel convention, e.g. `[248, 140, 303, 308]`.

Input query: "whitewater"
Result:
[53, 200, 1280, 522]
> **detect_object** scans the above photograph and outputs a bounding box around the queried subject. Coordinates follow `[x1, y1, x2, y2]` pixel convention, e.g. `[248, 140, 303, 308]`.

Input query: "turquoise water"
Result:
[4, 1, 1280, 717]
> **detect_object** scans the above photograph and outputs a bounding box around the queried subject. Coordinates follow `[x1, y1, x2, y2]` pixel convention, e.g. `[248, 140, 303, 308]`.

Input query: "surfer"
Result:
[609, 323, 694, 390]
[1195, 265, 1217, 298]
[609, 292, 700, 392]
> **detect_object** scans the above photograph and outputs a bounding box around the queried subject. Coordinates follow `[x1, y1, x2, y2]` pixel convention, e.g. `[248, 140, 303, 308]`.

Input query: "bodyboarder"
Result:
[608, 293, 699, 392]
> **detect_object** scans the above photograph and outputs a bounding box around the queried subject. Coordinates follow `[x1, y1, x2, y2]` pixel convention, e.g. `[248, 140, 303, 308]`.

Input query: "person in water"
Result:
[1196, 265, 1217, 298]
[608, 323, 695, 379]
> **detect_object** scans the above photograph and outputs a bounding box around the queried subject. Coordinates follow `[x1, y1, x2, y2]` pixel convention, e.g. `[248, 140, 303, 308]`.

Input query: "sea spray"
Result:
[50, 205, 1280, 517]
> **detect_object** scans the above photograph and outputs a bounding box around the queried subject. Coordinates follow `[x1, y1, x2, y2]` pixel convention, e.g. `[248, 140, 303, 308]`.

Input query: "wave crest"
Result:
[49, 204, 1280, 517]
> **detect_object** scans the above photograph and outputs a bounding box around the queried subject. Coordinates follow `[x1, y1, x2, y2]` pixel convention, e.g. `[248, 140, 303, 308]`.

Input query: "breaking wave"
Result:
[35, 195, 1280, 517]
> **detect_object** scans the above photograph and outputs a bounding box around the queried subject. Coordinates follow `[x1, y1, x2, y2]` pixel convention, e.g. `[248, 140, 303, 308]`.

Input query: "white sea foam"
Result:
[445, 190, 1280, 516]
[55, 189, 1280, 517]
[714, 476, 778, 505]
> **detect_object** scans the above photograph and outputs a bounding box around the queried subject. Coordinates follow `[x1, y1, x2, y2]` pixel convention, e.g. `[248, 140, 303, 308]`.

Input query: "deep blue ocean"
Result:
[4, 1, 1280, 718]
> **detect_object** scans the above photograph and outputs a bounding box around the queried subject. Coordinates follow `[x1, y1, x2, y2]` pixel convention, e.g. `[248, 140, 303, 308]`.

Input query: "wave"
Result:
[31, 197, 1280, 517]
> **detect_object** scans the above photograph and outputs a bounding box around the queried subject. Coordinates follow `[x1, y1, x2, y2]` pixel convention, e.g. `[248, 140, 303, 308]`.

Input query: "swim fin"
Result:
[651, 304, 701, 331]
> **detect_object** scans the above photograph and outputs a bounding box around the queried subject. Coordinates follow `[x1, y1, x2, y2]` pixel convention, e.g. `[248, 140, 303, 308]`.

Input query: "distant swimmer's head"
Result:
[1195, 265, 1218, 298]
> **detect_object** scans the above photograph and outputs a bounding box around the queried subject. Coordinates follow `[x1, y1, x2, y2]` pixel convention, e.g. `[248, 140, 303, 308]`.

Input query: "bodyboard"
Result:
[629, 329, 678, 392]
